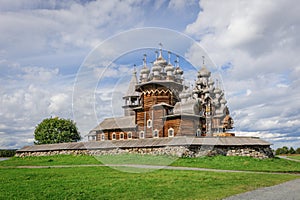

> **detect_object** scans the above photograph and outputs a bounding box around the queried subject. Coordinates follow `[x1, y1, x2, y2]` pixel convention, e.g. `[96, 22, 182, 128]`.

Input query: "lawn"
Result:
[171, 155, 300, 172]
[1, 155, 300, 199]
[286, 155, 300, 160]
[1, 154, 300, 173]
[0, 166, 298, 200]
[0, 154, 100, 166]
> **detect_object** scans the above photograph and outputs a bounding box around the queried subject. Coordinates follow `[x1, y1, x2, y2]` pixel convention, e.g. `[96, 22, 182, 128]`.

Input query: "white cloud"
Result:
[1, 0, 299, 149]
[185, 0, 300, 147]
[48, 93, 69, 113]
[0, 0, 145, 60]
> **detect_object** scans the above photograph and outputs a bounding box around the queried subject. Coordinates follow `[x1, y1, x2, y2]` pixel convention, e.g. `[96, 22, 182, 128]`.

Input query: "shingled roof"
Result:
[91, 116, 136, 132]
[17, 136, 271, 152]
[124, 69, 139, 97]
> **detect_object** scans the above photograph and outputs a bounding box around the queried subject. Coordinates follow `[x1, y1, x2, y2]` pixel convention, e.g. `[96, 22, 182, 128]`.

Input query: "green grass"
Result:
[95, 154, 176, 165]
[286, 155, 300, 160]
[0, 154, 100, 166]
[1, 154, 300, 173]
[171, 155, 300, 172]
[0, 166, 298, 200]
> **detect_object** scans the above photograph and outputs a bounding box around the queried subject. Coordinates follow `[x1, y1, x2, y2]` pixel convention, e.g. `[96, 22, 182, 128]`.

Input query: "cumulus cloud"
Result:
[2, 0, 299, 149]
[185, 0, 300, 147]
[0, 0, 146, 61]
[0, 59, 74, 148]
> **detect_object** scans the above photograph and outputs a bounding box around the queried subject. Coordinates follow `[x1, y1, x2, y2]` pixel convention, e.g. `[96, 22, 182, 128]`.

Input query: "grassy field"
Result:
[1, 155, 300, 199]
[286, 155, 300, 160]
[1, 154, 300, 172]
[0, 154, 99, 166]
[171, 155, 300, 172]
[0, 165, 298, 200]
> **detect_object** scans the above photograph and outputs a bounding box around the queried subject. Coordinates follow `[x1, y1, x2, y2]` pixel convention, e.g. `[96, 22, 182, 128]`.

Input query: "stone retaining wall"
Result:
[16, 145, 274, 159]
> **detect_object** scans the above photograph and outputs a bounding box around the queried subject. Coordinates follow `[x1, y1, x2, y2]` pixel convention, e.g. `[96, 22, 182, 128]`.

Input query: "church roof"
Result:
[198, 65, 211, 77]
[17, 137, 272, 152]
[91, 116, 135, 131]
[124, 69, 139, 97]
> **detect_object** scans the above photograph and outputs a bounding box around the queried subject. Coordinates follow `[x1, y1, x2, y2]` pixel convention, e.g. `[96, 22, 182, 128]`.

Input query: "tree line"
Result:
[275, 146, 300, 155]
[0, 149, 16, 157]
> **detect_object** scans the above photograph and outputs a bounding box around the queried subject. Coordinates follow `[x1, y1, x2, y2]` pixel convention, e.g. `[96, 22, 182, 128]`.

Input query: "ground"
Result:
[0, 155, 299, 200]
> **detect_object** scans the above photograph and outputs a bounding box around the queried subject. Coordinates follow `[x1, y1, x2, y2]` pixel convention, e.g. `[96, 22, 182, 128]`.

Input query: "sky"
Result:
[0, 0, 299, 149]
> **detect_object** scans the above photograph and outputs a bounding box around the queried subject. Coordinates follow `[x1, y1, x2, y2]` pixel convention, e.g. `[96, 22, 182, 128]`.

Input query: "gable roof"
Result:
[17, 137, 272, 152]
[91, 116, 136, 132]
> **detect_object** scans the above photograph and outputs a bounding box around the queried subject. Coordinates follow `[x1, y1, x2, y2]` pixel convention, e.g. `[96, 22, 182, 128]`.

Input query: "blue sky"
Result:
[0, 0, 300, 149]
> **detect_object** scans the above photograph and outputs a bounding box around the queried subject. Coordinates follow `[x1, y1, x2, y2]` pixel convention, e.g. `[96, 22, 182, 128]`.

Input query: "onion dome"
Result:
[214, 87, 222, 94]
[173, 55, 183, 76]
[174, 66, 183, 75]
[154, 44, 168, 67]
[141, 65, 150, 74]
[140, 54, 150, 74]
[152, 63, 162, 72]
[198, 55, 211, 77]
[208, 79, 214, 86]
[165, 64, 175, 72]
[198, 65, 211, 77]
[165, 52, 175, 72]
[154, 55, 168, 67]
[220, 97, 227, 104]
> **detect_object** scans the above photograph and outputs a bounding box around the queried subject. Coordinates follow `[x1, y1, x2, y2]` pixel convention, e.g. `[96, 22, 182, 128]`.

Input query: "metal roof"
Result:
[17, 136, 271, 152]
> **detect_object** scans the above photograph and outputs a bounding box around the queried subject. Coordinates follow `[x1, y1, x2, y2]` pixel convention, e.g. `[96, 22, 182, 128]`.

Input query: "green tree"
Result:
[275, 146, 289, 155]
[289, 147, 296, 154]
[296, 148, 300, 154]
[275, 148, 283, 155]
[34, 117, 81, 144]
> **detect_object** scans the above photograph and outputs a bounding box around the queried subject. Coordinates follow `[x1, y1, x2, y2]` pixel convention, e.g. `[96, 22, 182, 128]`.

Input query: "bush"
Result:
[0, 149, 16, 157]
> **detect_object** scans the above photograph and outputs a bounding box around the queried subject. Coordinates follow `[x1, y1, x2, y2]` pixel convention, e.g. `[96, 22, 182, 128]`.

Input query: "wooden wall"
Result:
[96, 130, 136, 141]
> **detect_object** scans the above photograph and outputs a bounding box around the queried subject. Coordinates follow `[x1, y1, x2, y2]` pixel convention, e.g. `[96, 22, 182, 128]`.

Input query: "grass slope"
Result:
[0, 166, 298, 200]
[286, 155, 300, 160]
[0, 155, 100, 166]
[1, 154, 300, 173]
[171, 156, 300, 172]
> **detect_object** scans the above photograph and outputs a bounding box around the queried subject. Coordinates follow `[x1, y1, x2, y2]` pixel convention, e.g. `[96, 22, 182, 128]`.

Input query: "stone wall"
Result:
[16, 145, 274, 159]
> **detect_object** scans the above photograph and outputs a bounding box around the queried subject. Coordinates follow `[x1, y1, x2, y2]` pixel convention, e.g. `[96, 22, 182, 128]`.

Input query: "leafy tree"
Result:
[282, 146, 289, 153]
[275, 146, 289, 155]
[34, 117, 81, 144]
[275, 148, 283, 155]
[289, 147, 296, 154]
[296, 148, 300, 154]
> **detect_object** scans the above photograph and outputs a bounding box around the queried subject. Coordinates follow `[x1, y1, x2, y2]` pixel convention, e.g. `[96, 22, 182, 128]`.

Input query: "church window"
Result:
[127, 132, 132, 139]
[168, 128, 174, 137]
[153, 129, 159, 138]
[147, 119, 152, 128]
[139, 131, 145, 139]
[112, 132, 116, 140]
[120, 132, 124, 140]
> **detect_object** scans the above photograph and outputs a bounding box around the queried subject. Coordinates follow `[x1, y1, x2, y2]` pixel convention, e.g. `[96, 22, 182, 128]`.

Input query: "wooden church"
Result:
[87, 46, 234, 142]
